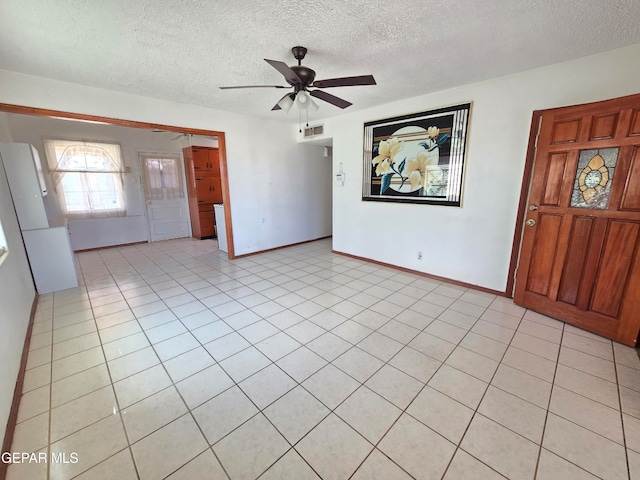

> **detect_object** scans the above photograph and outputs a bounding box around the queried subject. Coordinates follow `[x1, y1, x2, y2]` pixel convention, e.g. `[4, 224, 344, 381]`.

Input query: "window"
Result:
[139, 153, 184, 201]
[43, 139, 126, 219]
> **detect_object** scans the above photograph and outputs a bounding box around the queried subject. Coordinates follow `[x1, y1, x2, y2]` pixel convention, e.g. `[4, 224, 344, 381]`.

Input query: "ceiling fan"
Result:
[219, 46, 376, 111]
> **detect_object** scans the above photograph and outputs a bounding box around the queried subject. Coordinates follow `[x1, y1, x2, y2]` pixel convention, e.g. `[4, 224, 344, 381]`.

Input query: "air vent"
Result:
[303, 125, 324, 138]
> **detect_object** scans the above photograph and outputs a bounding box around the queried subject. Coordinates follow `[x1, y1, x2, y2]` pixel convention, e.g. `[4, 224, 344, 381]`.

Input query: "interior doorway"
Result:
[0, 102, 236, 258]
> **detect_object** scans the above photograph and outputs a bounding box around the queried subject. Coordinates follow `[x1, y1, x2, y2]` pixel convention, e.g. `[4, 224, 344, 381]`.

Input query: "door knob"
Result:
[526, 219, 536, 227]
[146, 200, 152, 205]
[529, 205, 538, 211]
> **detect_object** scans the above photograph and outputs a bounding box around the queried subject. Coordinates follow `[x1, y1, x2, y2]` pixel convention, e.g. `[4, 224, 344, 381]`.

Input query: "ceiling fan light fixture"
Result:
[296, 91, 310, 109]
[308, 96, 320, 113]
[277, 94, 295, 113]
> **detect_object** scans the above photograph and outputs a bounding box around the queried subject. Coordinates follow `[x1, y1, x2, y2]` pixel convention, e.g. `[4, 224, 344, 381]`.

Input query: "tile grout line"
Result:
[111, 253, 233, 480]
[435, 299, 514, 479]
[532, 319, 566, 479]
[47, 296, 53, 480]
[529, 324, 622, 478]
[612, 344, 633, 480]
[75, 253, 143, 480]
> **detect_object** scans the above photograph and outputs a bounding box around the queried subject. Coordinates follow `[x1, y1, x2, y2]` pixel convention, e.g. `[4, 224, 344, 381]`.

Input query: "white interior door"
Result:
[140, 153, 190, 242]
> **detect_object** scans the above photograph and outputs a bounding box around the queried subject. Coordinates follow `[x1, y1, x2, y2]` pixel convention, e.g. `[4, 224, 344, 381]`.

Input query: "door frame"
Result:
[0, 102, 237, 258]
[506, 110, 543, 297]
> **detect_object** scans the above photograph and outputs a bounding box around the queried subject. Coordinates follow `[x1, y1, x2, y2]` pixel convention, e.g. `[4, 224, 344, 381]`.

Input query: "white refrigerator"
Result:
[214, 203, 227, 253]
[0, 143, 78, 294]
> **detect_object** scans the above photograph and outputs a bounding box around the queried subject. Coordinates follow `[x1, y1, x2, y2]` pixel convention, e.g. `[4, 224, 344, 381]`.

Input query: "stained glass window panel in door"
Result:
[570, 148, 618, 209]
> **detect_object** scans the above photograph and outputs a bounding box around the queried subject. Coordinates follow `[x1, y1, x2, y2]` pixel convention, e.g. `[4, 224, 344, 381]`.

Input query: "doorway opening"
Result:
[0, 102, 236, 258]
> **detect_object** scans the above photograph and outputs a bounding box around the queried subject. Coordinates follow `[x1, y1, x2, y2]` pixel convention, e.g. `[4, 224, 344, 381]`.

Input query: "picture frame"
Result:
[362, 102, 471, 206]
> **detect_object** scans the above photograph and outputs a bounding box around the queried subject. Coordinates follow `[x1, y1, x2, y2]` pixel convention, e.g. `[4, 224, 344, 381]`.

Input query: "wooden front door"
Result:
[514, 93, 640, 346]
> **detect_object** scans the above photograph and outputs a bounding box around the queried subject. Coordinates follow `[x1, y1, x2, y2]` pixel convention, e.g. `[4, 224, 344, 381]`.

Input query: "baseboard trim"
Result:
[332, 250, 508, 297]
[233, 236, 332, 259]
[74, 240, 148, 253]
[1, 294, 39, 479]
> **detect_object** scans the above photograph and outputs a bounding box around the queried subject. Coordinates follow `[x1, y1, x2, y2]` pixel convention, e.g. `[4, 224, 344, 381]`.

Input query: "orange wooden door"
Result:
[514, 93, 640, 346]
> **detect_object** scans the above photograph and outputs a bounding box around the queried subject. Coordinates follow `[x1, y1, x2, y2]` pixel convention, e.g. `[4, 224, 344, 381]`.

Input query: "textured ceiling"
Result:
[1, 0, 640, 122]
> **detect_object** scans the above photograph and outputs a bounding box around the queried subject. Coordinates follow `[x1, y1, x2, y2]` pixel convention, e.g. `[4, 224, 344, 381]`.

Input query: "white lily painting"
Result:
[362, 103, 470, 206]
[372, 126, 449, 196]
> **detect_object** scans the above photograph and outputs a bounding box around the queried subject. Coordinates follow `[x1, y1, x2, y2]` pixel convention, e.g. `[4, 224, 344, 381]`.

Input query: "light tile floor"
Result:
[7, 237, 640, 479]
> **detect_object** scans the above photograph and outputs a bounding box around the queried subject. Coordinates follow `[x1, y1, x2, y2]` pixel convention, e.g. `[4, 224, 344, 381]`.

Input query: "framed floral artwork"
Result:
[362, 103, 471, 206]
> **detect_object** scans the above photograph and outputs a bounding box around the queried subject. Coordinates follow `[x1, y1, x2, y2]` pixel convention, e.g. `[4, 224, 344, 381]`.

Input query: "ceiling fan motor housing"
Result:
[290, 66, 316, 89]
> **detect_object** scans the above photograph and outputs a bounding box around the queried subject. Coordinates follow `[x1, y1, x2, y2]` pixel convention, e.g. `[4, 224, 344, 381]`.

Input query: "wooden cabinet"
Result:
[184, 146, 222, 239]
[195, 176, 222, 205]
[192, 147, 220, 175]
[198, 209, 216, 237]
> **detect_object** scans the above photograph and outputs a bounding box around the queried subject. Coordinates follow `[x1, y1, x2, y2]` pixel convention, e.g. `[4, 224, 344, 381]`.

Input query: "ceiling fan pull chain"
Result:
[299, 107, 302, 133]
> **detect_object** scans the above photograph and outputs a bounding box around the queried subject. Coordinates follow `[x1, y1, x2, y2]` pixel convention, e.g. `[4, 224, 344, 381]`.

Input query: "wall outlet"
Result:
[417, 251, 423, 260]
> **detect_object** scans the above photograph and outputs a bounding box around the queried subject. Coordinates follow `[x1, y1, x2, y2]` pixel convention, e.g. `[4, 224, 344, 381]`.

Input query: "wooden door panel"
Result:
[618, 247, 640, 344]
[629, 109, 640, 136]
[515, 93, 640, 346]
[526, 214, 562, 295]
[621, 147, 640, 210]
[591, 221, 640, 318]
[551, 119, 581, 144]
[589, 113, 619, 140]
[575, 218, 608, 311]
[542, 153, 569, 206]
[557, 216, 595, 305]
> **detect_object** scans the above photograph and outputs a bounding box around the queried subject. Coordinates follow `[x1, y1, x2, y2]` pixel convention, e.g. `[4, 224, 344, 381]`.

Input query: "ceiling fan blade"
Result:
[264, 59, 302, 85]
[309, 90, 352, 109]
[219, 85, 288, 89]
[313, 75, 376, 88]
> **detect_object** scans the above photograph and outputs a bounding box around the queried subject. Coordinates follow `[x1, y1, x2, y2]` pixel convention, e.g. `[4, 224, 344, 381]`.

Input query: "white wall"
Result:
[0, 70, 333, 254]
[317, 43, 640, 292]
[0, 113, 37, 444]
[0, 113, 13, 142]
